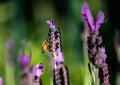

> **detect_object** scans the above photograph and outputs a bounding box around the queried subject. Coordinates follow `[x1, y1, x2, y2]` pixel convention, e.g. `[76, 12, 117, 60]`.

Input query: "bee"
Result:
[41, 39, 49, 53]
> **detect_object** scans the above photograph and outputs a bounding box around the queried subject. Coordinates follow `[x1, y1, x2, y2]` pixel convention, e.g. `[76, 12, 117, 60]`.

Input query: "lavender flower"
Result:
[81, 2, 110, 85]
[19, 54, 30, 69]
[46, 19, 61, 53]
[18, 41, 32, 69]
[99, 63, 110, 85]
[32, 63, 44, 80]
[45, 19, 69, 85]
[53, 64, 69, 85]
[45, 19, 65, 65]
[53, 48, 64, 65]
[82, 2, 106, 67]
[46, 20, 55, 29]
[0, 77, 2, 85]
[81, 2, 105, 31]
[87, 31, 106, 67]
[101, 47, 107, 62]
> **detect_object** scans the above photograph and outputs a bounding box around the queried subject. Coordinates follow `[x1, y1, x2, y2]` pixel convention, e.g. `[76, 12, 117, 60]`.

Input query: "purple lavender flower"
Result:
[46, 19, 55, 29]
[0, 77, 2, 85]
[18, 41, 31, 69]
[81, 2, 105, 31]
[45, 19, 65, 64]
[45, 19, 69, 85]
[46, 19, 61, 53]
[53, 48, 64, 65]
[82, 2, 107, 67]
[32, 63, 44, 80]
[101, 47, 107, 62]
[95, 11, 105, 30]
[99, 63, 110, 85]
[82, 3, 110, 85]
[18, 54, 31, 69]
[82, 3, 94, 30]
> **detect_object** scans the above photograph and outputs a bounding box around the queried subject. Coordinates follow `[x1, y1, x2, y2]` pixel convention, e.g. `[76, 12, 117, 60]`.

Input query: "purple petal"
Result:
[95, 11, 105, 31]
[81, 3, 95, 31]
[18, 41, 31, 69]
[32, 63, 44, 80]
[18, 54, 30, 68]
[101, 47, 107, 62]
[81, 3, 89, 20]
[0, 77, 2, 85]
[53, 48, 64, 64]
[46, 19, 55, 29]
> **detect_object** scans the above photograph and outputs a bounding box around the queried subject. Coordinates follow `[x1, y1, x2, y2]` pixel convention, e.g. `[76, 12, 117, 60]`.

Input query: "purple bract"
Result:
[81, 2, 105, 31]
[32, 63, 44, 80]
[53, 48, 64, 64]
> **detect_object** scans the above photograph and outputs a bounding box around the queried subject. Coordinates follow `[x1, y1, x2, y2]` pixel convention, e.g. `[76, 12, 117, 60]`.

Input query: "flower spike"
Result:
[46, 19, 61, 54]
[18, 41, 31, 69]
[32, 63, 44, 80]
[82, 2, 110, 85]
[44, 19, 69, 85]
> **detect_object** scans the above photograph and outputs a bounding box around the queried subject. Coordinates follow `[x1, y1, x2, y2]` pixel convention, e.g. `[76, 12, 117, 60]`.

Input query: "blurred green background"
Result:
[0, 0, 120, 85]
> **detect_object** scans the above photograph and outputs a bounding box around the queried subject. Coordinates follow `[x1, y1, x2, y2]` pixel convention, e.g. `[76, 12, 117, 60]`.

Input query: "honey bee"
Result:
[41, 39, 49, 53]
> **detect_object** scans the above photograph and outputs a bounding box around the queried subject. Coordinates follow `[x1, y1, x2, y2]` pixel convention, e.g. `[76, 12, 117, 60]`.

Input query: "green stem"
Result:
[83, 43, 90, 85]
[95, 68, 99, 85]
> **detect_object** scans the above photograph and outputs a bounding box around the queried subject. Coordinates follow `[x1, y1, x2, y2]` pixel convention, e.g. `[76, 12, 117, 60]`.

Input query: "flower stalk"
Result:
[42, 19, 69, 85]
[81, 2, 110, 85]
[18, 41, 33, 85]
